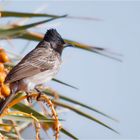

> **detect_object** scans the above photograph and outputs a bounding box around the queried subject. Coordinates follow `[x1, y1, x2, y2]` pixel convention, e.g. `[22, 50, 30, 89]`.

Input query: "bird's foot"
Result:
[35, 88, 42, 101]
[26, 92, 32, 103]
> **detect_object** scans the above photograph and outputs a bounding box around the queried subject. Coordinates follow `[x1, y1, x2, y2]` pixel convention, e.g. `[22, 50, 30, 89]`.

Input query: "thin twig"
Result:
[36, 92, 61, 140]
[3, 111, 41, 140]
[4, 93, 61, 140]
[45, 87, 59, 100]
[10, 120, 21, 140]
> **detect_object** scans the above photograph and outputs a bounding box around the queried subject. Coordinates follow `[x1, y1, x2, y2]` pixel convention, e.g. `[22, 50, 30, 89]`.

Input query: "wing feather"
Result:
[5, 44, 58, 83]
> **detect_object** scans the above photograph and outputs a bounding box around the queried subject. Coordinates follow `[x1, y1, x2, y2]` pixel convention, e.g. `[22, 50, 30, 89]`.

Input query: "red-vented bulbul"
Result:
[0, 29, 66, 114]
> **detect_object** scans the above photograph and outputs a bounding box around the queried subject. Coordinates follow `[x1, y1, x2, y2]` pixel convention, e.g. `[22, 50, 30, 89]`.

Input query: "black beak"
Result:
[63, 43, 73, 48]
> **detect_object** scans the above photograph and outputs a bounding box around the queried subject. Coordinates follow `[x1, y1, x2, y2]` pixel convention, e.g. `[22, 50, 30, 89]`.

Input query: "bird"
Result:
[0, 29, 67, 115]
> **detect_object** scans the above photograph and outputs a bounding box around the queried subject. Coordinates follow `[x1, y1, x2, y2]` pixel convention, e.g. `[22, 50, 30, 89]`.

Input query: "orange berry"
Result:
[0, 87, 5, 99]
[0, 52, 9, 63]
[0, 63, 4, 72]
[0, 72, 6, 84]
[0, 88, 2, 97]
[1, 84, 10, 97]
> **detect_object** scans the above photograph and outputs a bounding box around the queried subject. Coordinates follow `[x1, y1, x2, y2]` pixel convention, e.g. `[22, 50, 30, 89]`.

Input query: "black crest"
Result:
[44, 29, 65, 45]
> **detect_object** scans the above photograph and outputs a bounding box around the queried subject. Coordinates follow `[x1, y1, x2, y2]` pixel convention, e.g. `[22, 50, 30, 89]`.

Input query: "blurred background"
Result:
[0, 0, 140, 139]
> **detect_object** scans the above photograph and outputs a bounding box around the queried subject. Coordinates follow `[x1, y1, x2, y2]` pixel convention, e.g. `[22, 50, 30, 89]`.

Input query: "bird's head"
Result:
[44, 29, 66, 54]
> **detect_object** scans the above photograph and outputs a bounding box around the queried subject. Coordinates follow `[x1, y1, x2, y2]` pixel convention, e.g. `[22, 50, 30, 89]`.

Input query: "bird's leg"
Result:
[35, 87, 42, 101]
[26, 92, 32, 103]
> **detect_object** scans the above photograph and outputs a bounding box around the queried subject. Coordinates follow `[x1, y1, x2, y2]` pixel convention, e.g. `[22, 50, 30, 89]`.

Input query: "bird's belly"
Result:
[22, 69, 58, 91]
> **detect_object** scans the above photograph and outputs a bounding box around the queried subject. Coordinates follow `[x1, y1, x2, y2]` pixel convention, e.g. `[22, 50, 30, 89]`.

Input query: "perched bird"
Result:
[0, 29, 67, 114]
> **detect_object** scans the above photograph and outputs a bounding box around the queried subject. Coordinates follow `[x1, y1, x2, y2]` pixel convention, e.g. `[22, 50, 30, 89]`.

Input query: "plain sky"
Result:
[1, 0, 140, 139]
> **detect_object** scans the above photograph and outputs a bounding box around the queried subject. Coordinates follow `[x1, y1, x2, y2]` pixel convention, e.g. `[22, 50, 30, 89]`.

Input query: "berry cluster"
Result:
[0, 49, 10, 98]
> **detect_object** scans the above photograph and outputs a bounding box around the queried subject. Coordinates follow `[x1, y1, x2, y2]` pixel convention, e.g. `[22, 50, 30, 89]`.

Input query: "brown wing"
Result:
[5, 46, 59, 83]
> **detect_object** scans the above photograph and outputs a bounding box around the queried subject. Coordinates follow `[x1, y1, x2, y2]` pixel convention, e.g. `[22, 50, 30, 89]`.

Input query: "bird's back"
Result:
[5, 41, 61, 84]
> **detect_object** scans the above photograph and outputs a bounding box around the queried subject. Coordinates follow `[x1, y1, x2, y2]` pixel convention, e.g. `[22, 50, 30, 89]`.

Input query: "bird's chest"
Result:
[22, 55, 61, 91]
[28, 68, 58, 84]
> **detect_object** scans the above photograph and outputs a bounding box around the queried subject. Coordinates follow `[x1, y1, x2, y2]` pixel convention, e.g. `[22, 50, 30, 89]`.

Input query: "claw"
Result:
[26, 92, 32, 103]
[36, 93, 42, 101]
[35, 87, 42, 101]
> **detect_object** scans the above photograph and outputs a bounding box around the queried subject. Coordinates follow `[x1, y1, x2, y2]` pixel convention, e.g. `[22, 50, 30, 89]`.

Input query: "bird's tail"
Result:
[0, 92, 15, 115]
